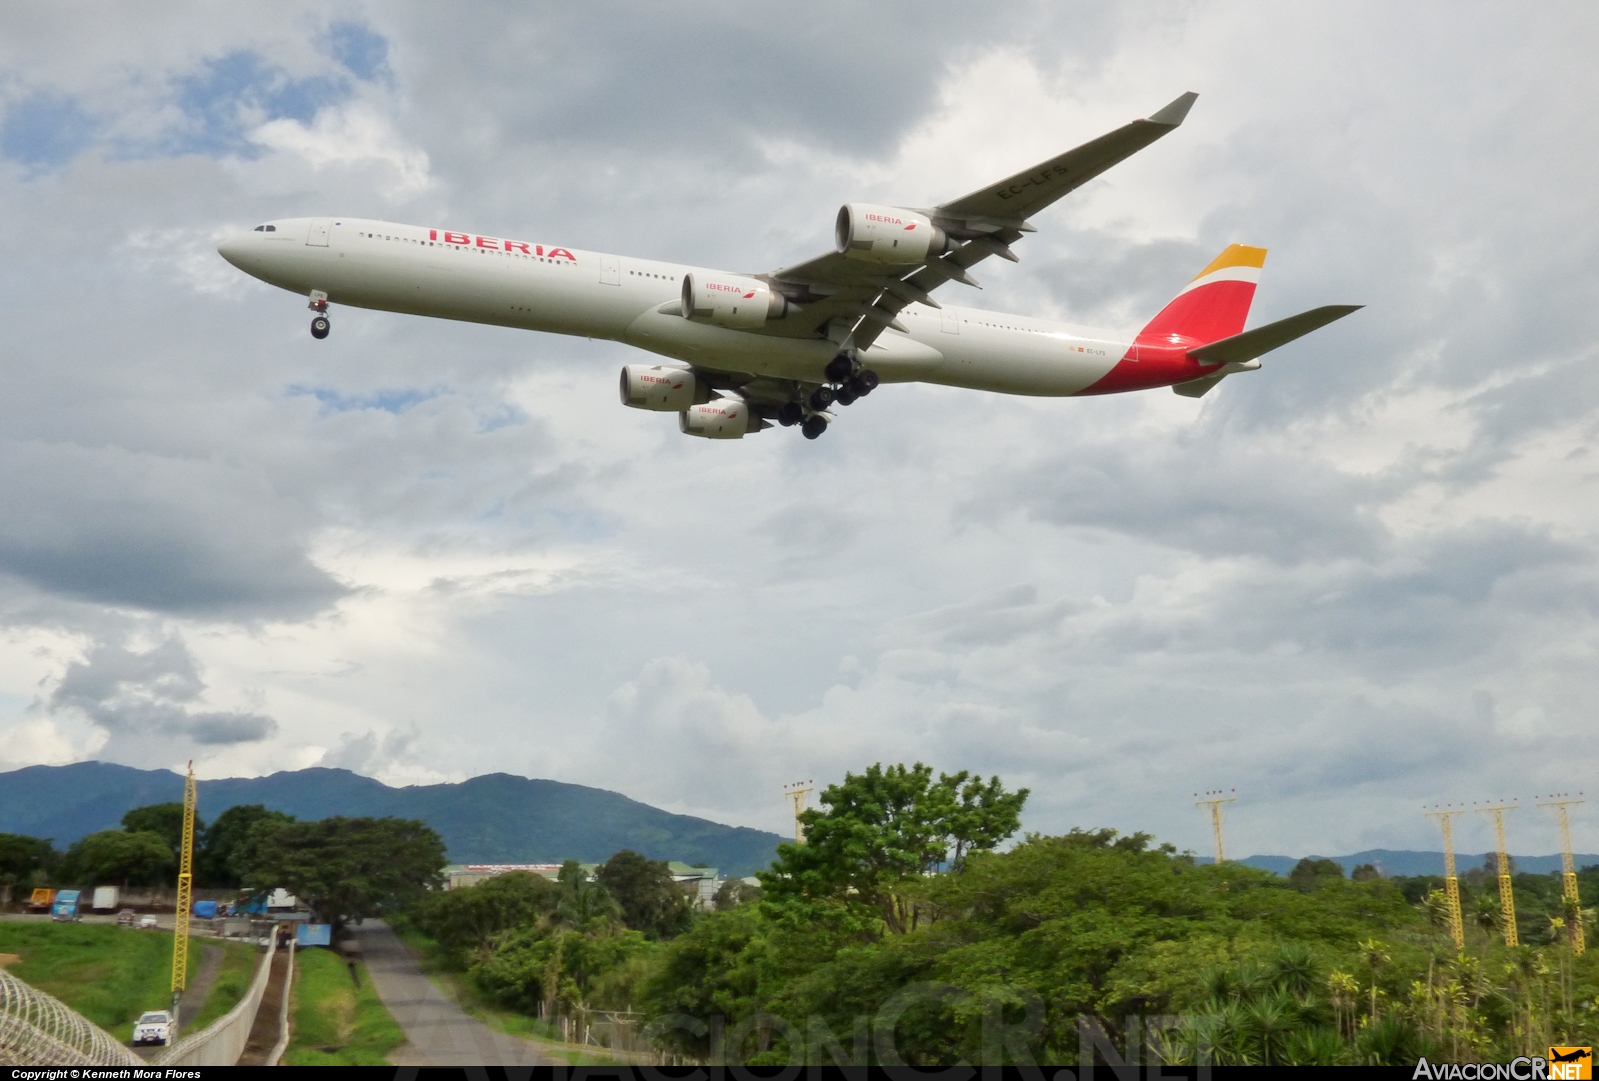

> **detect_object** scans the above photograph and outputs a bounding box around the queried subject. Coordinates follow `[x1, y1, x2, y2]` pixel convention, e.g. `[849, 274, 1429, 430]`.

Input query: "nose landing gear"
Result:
[308, 290, 331, 339]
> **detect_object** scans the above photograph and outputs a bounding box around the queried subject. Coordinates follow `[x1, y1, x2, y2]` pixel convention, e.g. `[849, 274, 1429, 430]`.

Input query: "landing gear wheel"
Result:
[834, 385, 858, 407]
[801, 415, 828, 440]
[310, 315, 331, 339]
[844, 375, 869, 397]
[777, 402, 804, 427]
[808, 386, 835, 411]
[856, 369, 880, 392]
[825, 354, 855, 383]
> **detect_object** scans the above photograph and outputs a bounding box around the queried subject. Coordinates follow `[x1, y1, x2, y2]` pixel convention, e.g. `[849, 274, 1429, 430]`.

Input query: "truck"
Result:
[50, 889, 81, 922]
[26, 888, 54, 911]
[92, 885, 119, 911]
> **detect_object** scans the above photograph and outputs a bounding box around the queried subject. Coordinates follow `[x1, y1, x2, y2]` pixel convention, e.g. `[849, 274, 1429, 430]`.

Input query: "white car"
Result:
[132, 1010, 173, 1046]
[137, 915, 159, 930]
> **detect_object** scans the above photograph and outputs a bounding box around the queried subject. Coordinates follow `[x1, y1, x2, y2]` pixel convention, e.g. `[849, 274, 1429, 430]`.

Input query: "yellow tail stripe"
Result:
[1193, 244, 1267, 280]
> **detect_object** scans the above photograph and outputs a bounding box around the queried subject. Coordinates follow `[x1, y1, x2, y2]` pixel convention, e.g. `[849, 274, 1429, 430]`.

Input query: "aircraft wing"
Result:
[769, 92, 1198, 350]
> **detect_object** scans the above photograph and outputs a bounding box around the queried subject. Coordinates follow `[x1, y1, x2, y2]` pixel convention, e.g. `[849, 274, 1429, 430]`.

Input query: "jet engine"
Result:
[835, 203, 952, 265]
[680, 396, 751, 439]
[619, 364, 700, 411]
[680, 273, 787, 329]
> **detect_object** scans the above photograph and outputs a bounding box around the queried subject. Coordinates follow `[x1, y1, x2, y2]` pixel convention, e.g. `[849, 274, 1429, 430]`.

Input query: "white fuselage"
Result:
[218, 217, 1134, 395]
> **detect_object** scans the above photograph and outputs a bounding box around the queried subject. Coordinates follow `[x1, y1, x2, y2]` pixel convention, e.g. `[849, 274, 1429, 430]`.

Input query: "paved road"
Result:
[355, 921, 553, 1068]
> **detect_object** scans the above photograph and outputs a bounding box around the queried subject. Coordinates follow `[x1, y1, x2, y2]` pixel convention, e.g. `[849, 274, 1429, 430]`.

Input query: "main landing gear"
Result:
[308, 290, 331, 339]
[784, 353, 881, 440]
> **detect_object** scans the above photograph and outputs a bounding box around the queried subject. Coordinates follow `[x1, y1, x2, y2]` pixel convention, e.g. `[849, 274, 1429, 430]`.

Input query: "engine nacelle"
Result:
[680, 273, 787, 329]
[680, 396, 751, 439]
[835, 203, 950, 265]
[620, 364, 699, 411]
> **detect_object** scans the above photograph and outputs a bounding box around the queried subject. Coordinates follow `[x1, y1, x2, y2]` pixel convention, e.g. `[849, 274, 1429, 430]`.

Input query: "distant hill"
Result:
[1227, 849, 1599, 877]
[0, 762, 786, 878]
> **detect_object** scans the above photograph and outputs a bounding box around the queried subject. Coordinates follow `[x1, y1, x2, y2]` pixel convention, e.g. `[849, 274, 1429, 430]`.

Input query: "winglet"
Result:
[1147, 92, 1199, 128]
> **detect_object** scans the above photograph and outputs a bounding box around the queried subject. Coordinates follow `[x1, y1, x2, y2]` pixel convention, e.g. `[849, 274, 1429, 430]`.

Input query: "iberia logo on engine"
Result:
[1550, 1047, 1592, 1080]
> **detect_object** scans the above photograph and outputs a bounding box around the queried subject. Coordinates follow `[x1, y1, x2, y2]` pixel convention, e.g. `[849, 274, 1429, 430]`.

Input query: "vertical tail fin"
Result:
[1138, 244, 1267, 346]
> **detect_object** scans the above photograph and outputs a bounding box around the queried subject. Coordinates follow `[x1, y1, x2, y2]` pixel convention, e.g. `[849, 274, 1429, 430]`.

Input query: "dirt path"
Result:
[236, 948, 290, 1065]
[176, 945, 223, 1028]
[355, 921, 553, 1068]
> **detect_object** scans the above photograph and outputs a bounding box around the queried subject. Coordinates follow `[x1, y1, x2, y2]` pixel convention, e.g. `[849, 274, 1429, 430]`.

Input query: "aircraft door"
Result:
[941, 308, 960, 334]
[307, 219, 331, 247]
[599, 253, 620, 285]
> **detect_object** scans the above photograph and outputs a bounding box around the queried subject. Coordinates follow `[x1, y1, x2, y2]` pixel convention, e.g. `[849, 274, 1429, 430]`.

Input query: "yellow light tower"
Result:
[783, 780, 814, 844]
[1536, 793, 1585, 956]
[1424, 805, 1467, 950]
[1194, 789, 1237, 864]
[171, 761, 197, 1018]
[1475, 799, 1519, 947]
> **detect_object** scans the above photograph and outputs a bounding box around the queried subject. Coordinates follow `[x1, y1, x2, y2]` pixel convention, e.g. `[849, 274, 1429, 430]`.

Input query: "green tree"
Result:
[1288, 858, 1345, 892]
[760, 762, 1028, 934]
[0, 833, 56, 888]
[409, 870, 559, 965]
[199, 804, 294, 887]
[714, 877, 761, 911]
[1350, 864, 1382, 883]
[596, 850, 691, 939]
[62, 829, 174, 886]
[642, 903, 769, 1056]
[241, 816, 445, 936]
[121, 802, 202, 858]
[552, 860, 621, 930]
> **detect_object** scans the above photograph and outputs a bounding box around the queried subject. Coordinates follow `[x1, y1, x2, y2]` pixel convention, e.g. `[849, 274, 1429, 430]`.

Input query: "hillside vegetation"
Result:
[0, 923, 256, 1042]
[399, 762, 1599, 1067]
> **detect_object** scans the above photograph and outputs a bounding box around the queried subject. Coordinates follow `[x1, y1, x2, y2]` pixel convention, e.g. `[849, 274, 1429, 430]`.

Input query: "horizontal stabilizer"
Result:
[1172, 373, 1228, 398]
[1188, 304, 1362, 365]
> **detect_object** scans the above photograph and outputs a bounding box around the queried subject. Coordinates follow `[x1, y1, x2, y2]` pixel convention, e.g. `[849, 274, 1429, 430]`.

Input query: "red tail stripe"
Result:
[1136, 279, 1257, 346]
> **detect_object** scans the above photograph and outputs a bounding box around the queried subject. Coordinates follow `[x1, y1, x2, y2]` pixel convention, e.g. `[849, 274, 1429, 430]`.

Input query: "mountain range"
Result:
[0, 762, 787, 878]
[4, 762, 1592, 882]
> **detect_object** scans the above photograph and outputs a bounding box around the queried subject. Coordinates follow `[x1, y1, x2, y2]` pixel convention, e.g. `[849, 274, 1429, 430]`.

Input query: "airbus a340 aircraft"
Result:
[217, 92, 1358, 441]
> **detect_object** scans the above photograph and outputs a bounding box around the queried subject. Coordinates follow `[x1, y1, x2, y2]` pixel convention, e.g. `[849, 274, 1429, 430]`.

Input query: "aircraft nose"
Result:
[216, 234, 249, 267]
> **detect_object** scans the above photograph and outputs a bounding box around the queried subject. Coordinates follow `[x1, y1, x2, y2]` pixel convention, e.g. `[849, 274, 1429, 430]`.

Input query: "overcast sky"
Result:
[1, 2, 1595, 860]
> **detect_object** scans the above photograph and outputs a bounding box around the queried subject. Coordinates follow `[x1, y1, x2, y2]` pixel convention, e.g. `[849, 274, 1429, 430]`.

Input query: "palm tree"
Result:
[1327, 970, 1359, 1040]
[1242, 989, 1297, 1065]
[1271, 943, 1320, 998]
[1359, 938, 1391, 1022]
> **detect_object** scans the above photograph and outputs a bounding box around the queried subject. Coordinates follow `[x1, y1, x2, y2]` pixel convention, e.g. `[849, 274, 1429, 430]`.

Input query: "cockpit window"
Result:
[254, 225, 264, 231]
[253, 224, 277, 232]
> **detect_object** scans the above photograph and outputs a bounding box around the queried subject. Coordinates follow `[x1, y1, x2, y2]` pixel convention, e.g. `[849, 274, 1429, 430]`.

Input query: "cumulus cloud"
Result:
[0, 3, 1595, 862]
[48, 637, 277, 764]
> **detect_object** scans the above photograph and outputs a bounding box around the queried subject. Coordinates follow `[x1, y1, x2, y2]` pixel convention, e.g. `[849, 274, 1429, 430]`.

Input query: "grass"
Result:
[183, 939, 261, 1031]
[0, 921, 249, 1042]
[281, 945, 406, 1066]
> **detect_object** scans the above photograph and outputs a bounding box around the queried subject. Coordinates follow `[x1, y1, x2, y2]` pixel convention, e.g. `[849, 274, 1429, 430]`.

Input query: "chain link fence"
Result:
[0, 968, 144, 1067]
